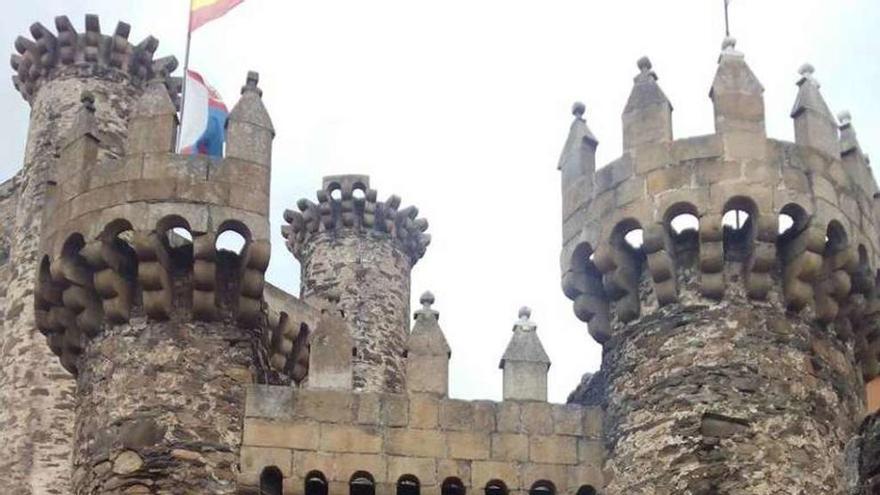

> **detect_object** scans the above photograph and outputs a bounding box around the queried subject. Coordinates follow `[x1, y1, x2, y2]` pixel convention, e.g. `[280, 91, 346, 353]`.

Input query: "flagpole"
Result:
[176, 0, 194, 153]
[724, 0, 731, 37]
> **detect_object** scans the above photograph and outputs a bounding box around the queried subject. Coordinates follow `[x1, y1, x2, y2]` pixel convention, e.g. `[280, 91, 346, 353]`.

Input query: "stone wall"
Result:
[239, 386, 606, 494]
[298, 231, 412, 393]
[853, 412, 880, 494]
[600, 267, 863, 492]
[71, 316, 255, 493]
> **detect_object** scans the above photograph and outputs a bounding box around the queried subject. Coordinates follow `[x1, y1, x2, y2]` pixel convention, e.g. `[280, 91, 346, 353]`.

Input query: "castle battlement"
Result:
[10, 14, 179, 103]
[241, 297, 601, 495]
[283, 174, 431, 265]
[34, 71, 275, 374]
[559, 40, 880, 381]
[559, 37, 876, 493]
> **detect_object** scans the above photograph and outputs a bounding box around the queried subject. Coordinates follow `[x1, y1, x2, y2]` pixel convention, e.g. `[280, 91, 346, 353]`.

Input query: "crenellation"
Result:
[3, 8, 879, 494]
[791, 63, 840, 158]
[240, 385, 605, 493]
[622, 57, 673, 152]
[560, 36, 880, 493]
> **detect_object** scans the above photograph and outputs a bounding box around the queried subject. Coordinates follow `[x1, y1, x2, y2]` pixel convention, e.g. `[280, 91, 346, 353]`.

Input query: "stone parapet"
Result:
[283, 175, 431, 265]
[560, 52, 880, 380]
[34, 77, 274, 374]
[239, 386, 605, 494]
[559, 40, 876, 493]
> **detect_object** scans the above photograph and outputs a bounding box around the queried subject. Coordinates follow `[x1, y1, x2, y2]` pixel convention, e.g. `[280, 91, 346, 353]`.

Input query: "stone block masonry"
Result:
[239, 386, 606, 494]
[559, 37, 878, 493]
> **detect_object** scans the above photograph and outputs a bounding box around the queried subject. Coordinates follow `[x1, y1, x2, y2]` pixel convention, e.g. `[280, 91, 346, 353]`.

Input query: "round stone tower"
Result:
[2, 15, 176, 492]
[559, 40, 879, 493]
[283, 175, 430, 392]
[33, 62, 275, 492]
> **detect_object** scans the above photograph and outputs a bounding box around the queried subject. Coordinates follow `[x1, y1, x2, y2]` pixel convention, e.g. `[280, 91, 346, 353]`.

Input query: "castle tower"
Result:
[283, 175, 431, 392]
[32, 64, 275, 492]
[560, 39, 878, 492]
[1, 16, 176, 492]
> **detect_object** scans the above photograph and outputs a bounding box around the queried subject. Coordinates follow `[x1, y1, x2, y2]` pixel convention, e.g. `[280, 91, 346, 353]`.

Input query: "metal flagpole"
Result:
[724, 0, 731, 37]
[176, 0, 195, 153]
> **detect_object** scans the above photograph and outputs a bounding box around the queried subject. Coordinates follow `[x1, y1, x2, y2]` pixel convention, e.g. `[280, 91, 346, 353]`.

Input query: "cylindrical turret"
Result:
[561, 45, 878, 492]
[283, 175, 431, 392]
[33, 69, 275, 493]
[1, 15, 176, 492]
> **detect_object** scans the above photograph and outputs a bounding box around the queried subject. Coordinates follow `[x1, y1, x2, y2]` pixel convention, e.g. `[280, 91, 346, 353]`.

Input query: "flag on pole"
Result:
[189, 0, 244, 32]
[179, 70, 228, 157]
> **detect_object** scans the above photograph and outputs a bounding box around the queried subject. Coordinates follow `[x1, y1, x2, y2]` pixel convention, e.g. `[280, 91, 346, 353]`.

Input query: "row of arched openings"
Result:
[593, 199, 866, 270]
[259, 468, 598, 495]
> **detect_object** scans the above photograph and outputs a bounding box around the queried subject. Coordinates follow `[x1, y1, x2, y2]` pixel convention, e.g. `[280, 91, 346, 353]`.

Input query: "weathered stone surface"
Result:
[286, 176, 430, 394]
[559, 41, 879, 494]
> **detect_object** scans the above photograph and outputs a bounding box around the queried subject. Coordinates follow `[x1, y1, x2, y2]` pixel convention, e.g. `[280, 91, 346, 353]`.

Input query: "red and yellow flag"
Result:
[189, 0, 244, 32]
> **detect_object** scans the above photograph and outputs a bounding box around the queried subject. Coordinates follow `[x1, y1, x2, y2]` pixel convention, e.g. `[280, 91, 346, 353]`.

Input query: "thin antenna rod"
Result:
[724, 0, 731, 37]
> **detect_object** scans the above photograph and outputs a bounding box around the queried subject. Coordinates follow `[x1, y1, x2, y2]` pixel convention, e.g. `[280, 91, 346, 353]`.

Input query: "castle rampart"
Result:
[560, 40, 877, 492]
[240, 299, 604, 495]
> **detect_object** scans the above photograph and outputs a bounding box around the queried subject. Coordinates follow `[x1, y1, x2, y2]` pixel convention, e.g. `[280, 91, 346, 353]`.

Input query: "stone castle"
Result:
[0, 12, 879, 495]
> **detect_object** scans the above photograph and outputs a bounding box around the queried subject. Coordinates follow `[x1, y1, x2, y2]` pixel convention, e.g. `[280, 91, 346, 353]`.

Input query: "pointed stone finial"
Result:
[623, 55, 672, 150]
[500, 306, 551, 402]
[406, 290, 451, 396]
[838, 110, 866, 161]
[722, 36, 737, 52]
[241, 70, 262, 96]
[559, 101, 598, 175]
[791, 63, 837, 156]
[308, 292, 354, 390]
[415, 291, 440, 321]
[227, 70, 275, 166]
[799, 63, 816, 80]
[710, 38, 765, 140]
[515, 306, 536, 332]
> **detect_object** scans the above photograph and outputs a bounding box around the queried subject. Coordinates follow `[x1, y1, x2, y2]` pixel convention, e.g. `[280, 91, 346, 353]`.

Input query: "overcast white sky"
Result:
[2, 0, 879, 402]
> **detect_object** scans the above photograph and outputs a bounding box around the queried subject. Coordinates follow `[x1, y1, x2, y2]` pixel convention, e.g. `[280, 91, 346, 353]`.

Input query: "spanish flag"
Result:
[189, 0, 244, 32]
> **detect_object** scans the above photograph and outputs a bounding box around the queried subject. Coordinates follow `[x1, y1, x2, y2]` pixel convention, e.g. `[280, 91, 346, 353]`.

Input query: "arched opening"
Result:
[529, 480, 556, 495]
[259, 466, 283, 495]
[156, 215, 193, 268]
[350, 471, 376, 495]
[825, 221, 848, 256]
[442, 477, 466, 495]
[575, 486, 597, 495]
[216, 230, 246, 255]
[305, 470, 328, 495]
[665, 202, 700, 266]
[776, 203, 809, 265]
[352, 185, 366, 201]
[722, 197, 757, 262]
[484, 479, 508, 495]
[168, 227, 193, 246]
[397, 475, 420, 495]
[329, 183, 343, 201]
[624, 228, 644, 250]
[854, 245, 874, 294]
